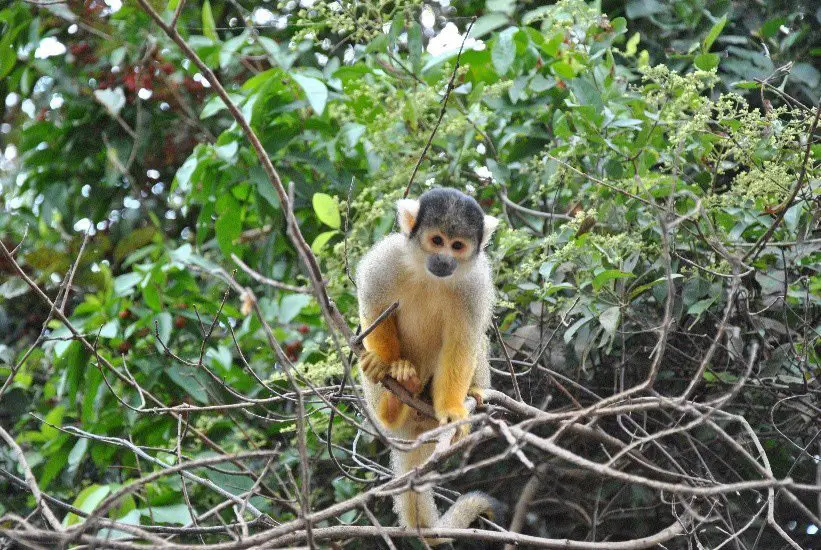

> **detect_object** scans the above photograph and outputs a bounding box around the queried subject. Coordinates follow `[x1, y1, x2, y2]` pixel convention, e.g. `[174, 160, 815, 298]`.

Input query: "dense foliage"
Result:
[1, 0, 819, 548]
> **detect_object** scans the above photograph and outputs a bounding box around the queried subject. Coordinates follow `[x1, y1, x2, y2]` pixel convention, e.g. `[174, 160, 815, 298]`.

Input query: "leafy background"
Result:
[1, 0, 819, 547]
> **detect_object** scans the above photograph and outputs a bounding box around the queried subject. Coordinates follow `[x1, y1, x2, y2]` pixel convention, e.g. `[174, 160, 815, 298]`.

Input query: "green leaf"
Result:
[486, 0, 515, 15]
[694, 52, 719, 71]
[702, 15, 727, 52]
[114, 226, 156, 261]
[0, 23, 26, 80]
[206, 345, 232, 372]
[311, 230, 338, 254]
[141, 504, 194, 525]
[64, 485, 112, 526]
[114, 272, 143, 296]
[201, 0, 218, 42]
[280, 294, 312, 323]
[492, 27, 517, 75]
[200, 93, 244, 119]
[630, 274, 683, 301]
[703, 370, 736, 384]
[687, 297, 715, 316]
[522, 6, 552, 25]
[610, 17, 627, 34]
[98, 319, 119, 339]
[626, 0, 665, 18]
[166, 0, 180, 12]
[625, 32, 640, 56]
[599, 306, 620, 337]
[215, 140, 238, 162]
[407, 23, 423, 70]
[142, 280, 162, 311]
[550, 60, 576, 79]
[174, 155, 198, 189]
[250, 166, 280, 212]
[542, 32, 563, 58]
[291, 73, 328, 116]
[792, 62, 820, 88]
[592, 270, 634, 291]
[470, 14, 509, 38]
[155, 312, 172, 348]
[166, 365, 210, 403]
[312, 193, 341, 229]
[66, 437, 88, 475]
[38, 449, 67, 490]
[759, 17, 785, 39]
[41, 406, 65, 439]
[570, 78, 602, 111]
[0, 277, 28, 299]
[215, 195, 242, 255]
[732, 80, 760, 89]
[387, 12, 403, 48]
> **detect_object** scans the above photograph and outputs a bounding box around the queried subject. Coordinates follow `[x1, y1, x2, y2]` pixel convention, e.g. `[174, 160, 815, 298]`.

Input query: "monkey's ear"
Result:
[481, 215, 499, 248]
[396, 199, 420, 235]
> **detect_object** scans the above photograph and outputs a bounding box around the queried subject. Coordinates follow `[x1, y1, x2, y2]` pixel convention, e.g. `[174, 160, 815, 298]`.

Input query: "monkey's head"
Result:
[396, 188, 499, 280]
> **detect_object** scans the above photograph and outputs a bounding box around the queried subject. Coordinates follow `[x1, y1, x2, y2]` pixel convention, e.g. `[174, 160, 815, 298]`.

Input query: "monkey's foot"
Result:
[377, 392, 409, 429]
[436, 404, 470, 442]
[389, 359, 422, 394]
[468, 386, 485, 409]
[360, 350, 388, 383]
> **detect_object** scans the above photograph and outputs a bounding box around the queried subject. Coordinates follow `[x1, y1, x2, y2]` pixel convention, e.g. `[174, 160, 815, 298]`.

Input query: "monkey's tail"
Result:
[392, 445, 500, 546]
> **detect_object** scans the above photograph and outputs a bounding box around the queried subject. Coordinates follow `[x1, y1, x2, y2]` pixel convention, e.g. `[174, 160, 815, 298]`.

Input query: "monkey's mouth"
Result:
[426, 255, 456, 278]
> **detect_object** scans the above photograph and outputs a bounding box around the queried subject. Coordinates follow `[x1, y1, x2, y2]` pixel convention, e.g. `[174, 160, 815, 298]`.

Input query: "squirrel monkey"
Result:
[356, 187, 500, 540]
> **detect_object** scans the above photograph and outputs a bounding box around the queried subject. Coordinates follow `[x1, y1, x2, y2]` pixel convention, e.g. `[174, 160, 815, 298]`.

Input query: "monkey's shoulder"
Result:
[355, 233, 408, 297]
[458, 256, 494, 321]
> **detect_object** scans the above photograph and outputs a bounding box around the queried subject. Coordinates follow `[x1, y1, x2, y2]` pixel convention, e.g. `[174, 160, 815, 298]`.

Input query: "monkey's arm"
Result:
[356, 236, 420, 385]
[359, 311, 400, 379]
[359, 310, 421, 429]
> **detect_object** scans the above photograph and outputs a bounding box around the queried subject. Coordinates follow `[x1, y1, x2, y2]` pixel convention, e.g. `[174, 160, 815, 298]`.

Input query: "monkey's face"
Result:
[397, 188, 499, 281]
[416, 228, 476, 279]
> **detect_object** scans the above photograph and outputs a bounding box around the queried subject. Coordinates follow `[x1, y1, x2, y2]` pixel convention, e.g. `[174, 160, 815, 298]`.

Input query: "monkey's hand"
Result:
[360, 350, 389, 383]
[388, 359, 422, 395]
[436, 404, 470, 442]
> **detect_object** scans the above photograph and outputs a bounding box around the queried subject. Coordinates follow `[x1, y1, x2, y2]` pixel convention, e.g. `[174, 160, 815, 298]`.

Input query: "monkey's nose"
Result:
[427, 254, 456, 278]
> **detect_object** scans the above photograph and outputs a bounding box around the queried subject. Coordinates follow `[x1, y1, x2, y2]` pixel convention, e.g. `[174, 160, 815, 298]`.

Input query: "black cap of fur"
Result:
[409, 188, 485, 251]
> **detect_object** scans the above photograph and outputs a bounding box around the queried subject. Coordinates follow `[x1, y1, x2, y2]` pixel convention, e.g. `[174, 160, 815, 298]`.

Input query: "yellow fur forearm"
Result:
[360, 312, 401, 363]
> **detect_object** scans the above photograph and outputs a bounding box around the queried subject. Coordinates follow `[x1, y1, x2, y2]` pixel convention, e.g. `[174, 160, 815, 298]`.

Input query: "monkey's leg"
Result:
[376, 392, 410, 429]
[432, 327, 476, 441]
[469, 339, 491, 409]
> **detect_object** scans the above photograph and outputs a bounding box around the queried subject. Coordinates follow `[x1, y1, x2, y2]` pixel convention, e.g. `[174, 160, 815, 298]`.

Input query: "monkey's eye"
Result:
[431, 235, 444, 246]
[452, 241, 464, 251]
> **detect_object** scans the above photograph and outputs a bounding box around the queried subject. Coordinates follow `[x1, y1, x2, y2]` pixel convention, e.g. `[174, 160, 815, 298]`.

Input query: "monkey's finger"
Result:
[361, 353, 390, 383]
[392, 365, 404, 381]
[371, 365, 388, 382]
[397, 363, 412, 381]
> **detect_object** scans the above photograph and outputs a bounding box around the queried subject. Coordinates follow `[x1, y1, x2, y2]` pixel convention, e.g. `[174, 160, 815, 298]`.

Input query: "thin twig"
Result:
[404, 17, 476, 198]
